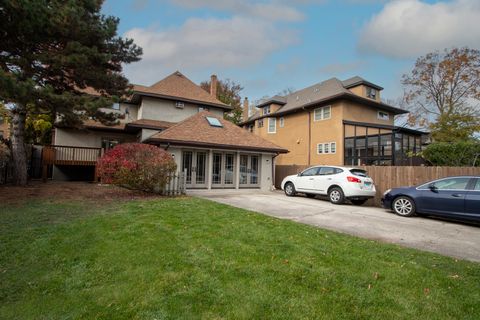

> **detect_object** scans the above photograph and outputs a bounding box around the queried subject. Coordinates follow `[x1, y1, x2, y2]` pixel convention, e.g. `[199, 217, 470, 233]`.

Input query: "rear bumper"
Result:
[344, 189, 376, 199]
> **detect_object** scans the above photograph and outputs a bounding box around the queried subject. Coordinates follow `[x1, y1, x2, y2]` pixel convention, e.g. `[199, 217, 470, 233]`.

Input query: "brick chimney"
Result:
[242, 97, 249, 122]
[210, 74, 218, 97]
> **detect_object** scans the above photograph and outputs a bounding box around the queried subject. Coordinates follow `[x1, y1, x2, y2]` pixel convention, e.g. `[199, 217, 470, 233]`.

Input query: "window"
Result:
[330, 142, 336, 154]
[474, 179, 480, 191]
[268, 118, 276, 133]
[300, 167, 319, 176]
[317, 143, 323, 154]
[431, 178, 470, 190]
[206, 116, 223, 127]
[112, 103, 120, 110]
[279, 117, 284, 127]
[258, 119, 264, 128]
[175, 101, 184, 109]
[378, 111, 390, 121]
[317, 142, 336, 154]
[101, 138, 120, 150]
[263, 106, 270, 115]
[366, 87, 377, 99]
[319, 167, 337, 175]
[314, 106, 331, 121]
[198, 106, 209, 112]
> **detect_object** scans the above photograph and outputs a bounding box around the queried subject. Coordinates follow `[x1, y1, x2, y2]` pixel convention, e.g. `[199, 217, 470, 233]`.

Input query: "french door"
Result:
[182, 151, 207, 188]
[212, 152, 235, 188]
[239, 154, 260, 188]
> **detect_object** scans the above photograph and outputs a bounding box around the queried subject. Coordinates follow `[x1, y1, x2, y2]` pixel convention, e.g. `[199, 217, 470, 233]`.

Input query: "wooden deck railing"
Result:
[42, 145, 103, 166]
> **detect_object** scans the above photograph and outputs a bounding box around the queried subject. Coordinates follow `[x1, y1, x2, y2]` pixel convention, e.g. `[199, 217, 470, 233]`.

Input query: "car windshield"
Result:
[350, 169, 368, 177]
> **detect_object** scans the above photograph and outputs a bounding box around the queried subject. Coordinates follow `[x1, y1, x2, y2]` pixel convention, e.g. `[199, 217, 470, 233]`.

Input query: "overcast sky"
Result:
[103, 0, 480, 102]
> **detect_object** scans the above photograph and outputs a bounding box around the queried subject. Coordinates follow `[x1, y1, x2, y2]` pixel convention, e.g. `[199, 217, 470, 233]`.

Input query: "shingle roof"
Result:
[148, 111, 288, 153]
[242, 77, 407, 124]
[132, 71, 232, 110]
[127, 119, 175, 130]
[342, 76, 383, 90]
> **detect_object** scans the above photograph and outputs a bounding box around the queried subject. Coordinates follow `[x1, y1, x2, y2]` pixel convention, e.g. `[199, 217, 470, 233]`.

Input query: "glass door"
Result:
[239, 154, 260, 188]
[212, 152, 236, 188]
[182, 150, 207, 188]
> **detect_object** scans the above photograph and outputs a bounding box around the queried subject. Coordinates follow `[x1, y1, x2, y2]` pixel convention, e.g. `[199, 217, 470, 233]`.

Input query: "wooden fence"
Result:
[275, 165, 480, 206]
[159, 171, 186, 196]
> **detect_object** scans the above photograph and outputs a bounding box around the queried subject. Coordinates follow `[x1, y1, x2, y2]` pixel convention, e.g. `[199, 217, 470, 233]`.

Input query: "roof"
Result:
[242, 77, 407, 125]
[131, 71, 232, 110]
[341, 76, 384, 90]
[256, 95, 287, 108]
[343, 120, 429, 135]
[81, 119, 175, 132]
[126, 119, 175, 130]
[148, 111, 288, 153]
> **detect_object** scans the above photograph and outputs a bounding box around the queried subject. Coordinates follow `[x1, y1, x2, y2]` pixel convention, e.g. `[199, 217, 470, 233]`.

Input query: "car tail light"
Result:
[347, 176, 361, 183]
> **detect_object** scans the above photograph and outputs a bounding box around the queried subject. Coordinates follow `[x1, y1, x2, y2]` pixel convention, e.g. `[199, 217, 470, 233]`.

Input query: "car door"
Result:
[314, 167, 337, 194]
[417, 177, 470, 217]
[295, 167, 319, 192]
[464, 178, 480, 219]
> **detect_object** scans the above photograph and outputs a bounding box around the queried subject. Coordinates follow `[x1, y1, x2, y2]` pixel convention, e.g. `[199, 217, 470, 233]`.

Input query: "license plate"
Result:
[364, 182, 372, 189]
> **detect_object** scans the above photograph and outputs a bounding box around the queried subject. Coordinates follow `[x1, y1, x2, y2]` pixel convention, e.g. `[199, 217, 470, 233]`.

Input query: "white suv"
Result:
[281, 166, 376, 205]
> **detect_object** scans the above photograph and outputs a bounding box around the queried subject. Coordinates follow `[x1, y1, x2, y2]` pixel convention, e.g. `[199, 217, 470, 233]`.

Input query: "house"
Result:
[51, 71, 287, 190]
[240, 76, 427, 167]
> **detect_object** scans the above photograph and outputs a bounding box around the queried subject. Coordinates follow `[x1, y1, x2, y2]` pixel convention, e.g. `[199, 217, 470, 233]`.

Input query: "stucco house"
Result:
[240, 76, 428, 167]
[51, 71, 287, 190]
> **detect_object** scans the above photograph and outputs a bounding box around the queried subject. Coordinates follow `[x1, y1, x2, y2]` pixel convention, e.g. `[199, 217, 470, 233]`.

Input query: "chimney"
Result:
[242, 97, 249, 122]
[210, 74, 218, 97]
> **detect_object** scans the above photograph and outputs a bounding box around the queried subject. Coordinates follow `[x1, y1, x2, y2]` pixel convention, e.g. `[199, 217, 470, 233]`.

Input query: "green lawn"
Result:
[1, 196, 479, 319]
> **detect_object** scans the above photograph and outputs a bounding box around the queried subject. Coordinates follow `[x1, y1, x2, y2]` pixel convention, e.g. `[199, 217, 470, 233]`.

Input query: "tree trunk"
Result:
[11, 107, 28, 185]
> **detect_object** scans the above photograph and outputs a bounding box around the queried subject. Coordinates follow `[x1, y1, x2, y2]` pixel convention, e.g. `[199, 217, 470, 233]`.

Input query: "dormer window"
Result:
[366, 87, 377, 99]
[263, 106, 270, 115]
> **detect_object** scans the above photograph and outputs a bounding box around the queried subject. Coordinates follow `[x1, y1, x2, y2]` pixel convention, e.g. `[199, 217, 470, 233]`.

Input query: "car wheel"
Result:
[305, 193, 316, 198]
[392, 196, 416, 217]
[284, 182, 296, 197]
[350, 199, 367, 206]
[328, 187, 345, 205]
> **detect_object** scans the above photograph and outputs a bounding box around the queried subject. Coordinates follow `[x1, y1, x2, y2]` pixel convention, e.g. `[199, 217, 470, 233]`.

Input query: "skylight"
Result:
[206, 116, 223, 127]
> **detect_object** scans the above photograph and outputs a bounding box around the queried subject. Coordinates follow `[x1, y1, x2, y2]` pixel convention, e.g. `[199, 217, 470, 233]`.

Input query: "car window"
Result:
[350, 169, 368, 177]
[300, 167, 319, 176]
[474, 179, 480, 191]
[319, 167, 338, 175]
[432, 178, 470, 190]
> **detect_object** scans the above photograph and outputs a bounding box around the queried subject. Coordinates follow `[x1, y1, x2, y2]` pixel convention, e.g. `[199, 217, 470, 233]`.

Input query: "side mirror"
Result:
[297, 173, 302, 177]
[428, 184, 438, 192]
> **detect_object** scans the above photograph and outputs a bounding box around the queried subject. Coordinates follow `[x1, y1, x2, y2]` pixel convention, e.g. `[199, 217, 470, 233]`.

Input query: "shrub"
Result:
[421, 141, 480, 167]
[97, 143, 177, 192]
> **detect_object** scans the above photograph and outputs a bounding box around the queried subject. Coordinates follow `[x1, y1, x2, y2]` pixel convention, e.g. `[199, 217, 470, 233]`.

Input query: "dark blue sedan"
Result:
[382, 176, 480, 222]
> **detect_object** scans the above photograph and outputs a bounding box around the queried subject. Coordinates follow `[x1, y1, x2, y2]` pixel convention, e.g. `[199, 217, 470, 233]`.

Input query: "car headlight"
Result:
[383, 189, 391, 196]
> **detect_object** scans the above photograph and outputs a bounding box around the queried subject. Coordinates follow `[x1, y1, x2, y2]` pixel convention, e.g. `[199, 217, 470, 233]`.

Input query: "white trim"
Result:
[317, 142, 336, 154]
[317, 143, 323, 154]
[268, 117, 276, 133]
[314, 106, 332, 121]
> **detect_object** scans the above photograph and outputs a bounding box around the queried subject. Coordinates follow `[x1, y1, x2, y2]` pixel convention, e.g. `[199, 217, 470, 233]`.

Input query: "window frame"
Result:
[263, 106, 270, 115]
[377, 111, 390, 121]
[317, 143, 324, 154]
[258, 119, 264, 128]
[279, 117, 284, 128]
[268, 118, 276, 133]
[314, 106, 332, 121]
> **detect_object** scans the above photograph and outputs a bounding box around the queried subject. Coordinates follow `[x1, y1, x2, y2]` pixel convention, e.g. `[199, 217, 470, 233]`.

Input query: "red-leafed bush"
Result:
[97, 143, 177, 192]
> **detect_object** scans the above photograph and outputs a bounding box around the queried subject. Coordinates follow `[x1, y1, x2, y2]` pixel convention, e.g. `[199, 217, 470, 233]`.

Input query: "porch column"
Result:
[235, 152, 240, 189]
[207, 149, 213, 190]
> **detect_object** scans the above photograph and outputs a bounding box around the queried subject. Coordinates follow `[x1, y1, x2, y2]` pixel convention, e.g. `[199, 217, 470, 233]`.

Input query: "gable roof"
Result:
[148, 111, 287, 153]
[342, 76, 383, 90]
[241, 77, 407, 125]
[131, 71, 232, 110]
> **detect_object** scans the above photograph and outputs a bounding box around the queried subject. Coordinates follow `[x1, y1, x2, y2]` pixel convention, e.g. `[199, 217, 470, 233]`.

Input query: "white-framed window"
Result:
[367, 87, 377, 99]
[268, 118, 276, 133]
[279, 117, 285, 127]
[112, 103, 120, 110]
[263, 106, 270, 115]
[198, 106, 209, 112]
[175, 101, 185, 109]
[330, 142, 336, 153]
[317, 143, 323, 154]
[317, 142, 336, 154]
[377, 111, 389, 120]
[314, 106, 331, 121]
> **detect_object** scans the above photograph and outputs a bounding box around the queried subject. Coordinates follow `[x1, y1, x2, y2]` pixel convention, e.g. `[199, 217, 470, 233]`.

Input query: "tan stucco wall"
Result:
[342, 101, 394, 126]
[138, 97, 224, 122]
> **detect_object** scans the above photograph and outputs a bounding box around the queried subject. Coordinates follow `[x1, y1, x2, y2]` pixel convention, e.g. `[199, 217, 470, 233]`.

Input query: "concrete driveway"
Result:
[189, 189, 480, 263]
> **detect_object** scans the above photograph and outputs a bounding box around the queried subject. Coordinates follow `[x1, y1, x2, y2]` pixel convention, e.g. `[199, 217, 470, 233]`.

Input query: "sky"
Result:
[102, 0, 480, 103]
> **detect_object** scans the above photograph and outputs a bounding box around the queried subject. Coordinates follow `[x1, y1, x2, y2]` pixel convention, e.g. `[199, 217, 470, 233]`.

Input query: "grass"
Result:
[1, 197, 479, 319]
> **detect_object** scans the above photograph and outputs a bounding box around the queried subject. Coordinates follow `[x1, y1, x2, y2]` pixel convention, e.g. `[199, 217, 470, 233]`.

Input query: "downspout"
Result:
[164, 142, 171, 151]
[271, 152, 279, 190]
